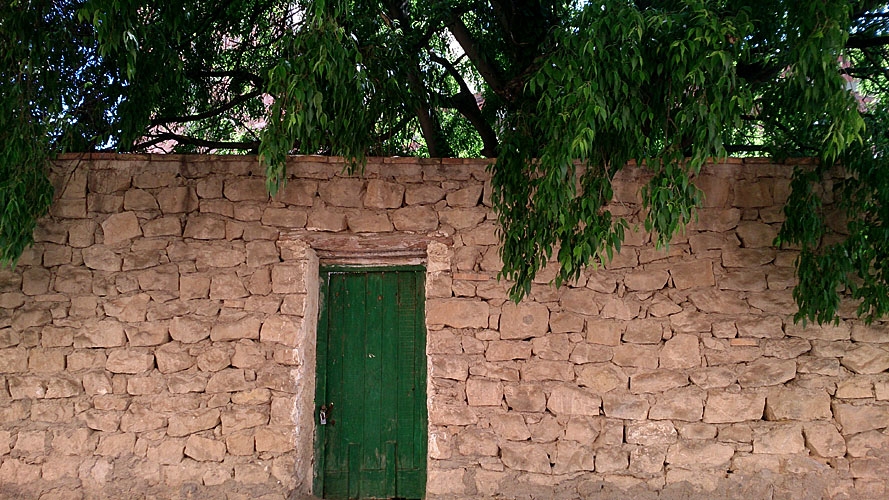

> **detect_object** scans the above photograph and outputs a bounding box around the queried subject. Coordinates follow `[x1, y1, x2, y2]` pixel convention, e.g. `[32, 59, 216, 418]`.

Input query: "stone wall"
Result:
[0, 154, 887, 499]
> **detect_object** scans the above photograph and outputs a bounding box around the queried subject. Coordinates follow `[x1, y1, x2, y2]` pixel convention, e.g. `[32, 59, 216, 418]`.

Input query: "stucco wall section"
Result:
[0, 154, 887, 499]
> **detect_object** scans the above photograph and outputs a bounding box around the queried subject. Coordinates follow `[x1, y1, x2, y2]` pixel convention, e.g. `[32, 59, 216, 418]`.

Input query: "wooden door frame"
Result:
[313, 265, 429, 499]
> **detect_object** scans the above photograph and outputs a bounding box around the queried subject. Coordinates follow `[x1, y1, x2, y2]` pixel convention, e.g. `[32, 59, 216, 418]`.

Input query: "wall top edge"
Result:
[53, 152, 819, 167]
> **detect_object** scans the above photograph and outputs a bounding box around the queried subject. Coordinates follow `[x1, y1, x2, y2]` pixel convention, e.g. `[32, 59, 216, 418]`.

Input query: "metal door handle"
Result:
[319, 403, 334, 425]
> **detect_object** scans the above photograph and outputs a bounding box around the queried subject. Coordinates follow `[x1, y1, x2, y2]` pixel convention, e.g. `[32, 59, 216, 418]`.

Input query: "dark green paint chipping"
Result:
[315, 267, 427, 499]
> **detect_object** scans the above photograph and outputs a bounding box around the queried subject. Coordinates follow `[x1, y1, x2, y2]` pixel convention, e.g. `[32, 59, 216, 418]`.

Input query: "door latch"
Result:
[319, 403, 333, 425]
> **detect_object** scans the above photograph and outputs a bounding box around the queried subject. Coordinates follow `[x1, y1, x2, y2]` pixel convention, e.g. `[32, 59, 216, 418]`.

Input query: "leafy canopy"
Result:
[3, 0, 889, 323]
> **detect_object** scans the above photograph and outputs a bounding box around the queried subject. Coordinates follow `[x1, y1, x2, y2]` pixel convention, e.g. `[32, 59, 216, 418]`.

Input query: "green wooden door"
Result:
[315, 267, 427, 499]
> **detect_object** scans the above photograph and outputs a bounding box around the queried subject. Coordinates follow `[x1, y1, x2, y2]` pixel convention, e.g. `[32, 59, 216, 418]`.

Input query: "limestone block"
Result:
[154, 344, 193, 374]
[846, 430, 889, 457]
[462, 222, 499, 246]
[259, 316, 298, 346]
[167, 409, 221, 437]
[753, 424, 804, 454]
[612, 344, 659, 369]
[688, 290, 749, 315]
[841, 379, 876, 402]
[586, 319, 623, 345]
[68, 219, 97, 247]
[553, 439, 595, 473]
[223, 178, 268, 202]
[120, 404, 166, 433]
[42, 243, 72, 266]
[490, 414, 531, 441]
[198, 348, 231, 373]
[231, 386, 271, 404]
[626, 421, 678, 446]
[318, 178, 364, 207]
[147, 439, 186, 465]
[430, 355, 469, 381]
[426, 298, 489, 329]
[169, 316, 212, 344]
[439, 208, 487, 230]
[530, 334, 570, 361]
[466, 377, 503, 406]
[346, 212, 394, 232]
[80, 372, 112, 397]
[559, 288, 599, 316]
[429, 404, 478, 425]
[833, 403, 889, 435]
[245, 241, 279, 268]
[206, 368, 250, 393]
[456, 428, 499, 457]
[737, 358, 796, 388]
[521, 360, 574, 381]
[595, 447, 629, 473]
[405, 184, 445, 205]
[101, 212, 142, 245]
[180, 274, 210, 300]
[735, 316, 784, 340]
[719, 271, 768, 292]
[445, 184, 483, 207]
[306, 208, 347, 231]
[851, 457, 889, 479]
[225, 430, 255, 456]
[500, 442, 551, 473]
[659, 334, 701, 370]
[688, 208, 741, 232]
[157, 186, 199, 213]
[0, 348, 28, 373]
[577, 363, 627, 393]
[630, 370, 689, 394]
[427, 468, 466, 496]
[136, 264, 180, 292]
[185, 435, 226, 462]
[803, 422, 846, 458]
[547, 385, 601, 416]
[103, 293, 151, 322]
[255, 425, 295, 453]
[123, 323, 167, 348]
[666, 441, 734, 469]
[851, 323, 889, 343]
[785, 321, 851, 341]
[183, 215, 226, 239]
[363, 179, 404, 208]
[623, 319, 665, 344]
[74, 319, 126, 348]
[569, 343, 613, 364]
[11, 305, 52, 330]
[142, 217, 182, 237]
[625, 269, 669, 291]
[842, 344, 889, 374]
[602, 392, 649, 420]
[274, 178, 316, 206]
[126, 373, 165, 395]
[765, 387, 832, 421]
[550, 311, 584, 333]
[95, 432, 136, 457]
[649, 387, 705, 421]
[0, 459, 41, 485]
[760, 338, 811, 359]
[67, 350, 106, 372]
[629, 444, 668, 477]
[601, 296, 642, 321]
[736, 221, 779, 248]
[703, 392, 765, 423]
[211, 312, 261, 342]
[221, 406, 269, 435]
[271, 263, 308, 294]
[504, 385, 546, 412]
[51, 428, 92, 456]
[722, 248, 776, 268]
[27, 349, 64, 373]
[123, 189, 159, 211]
[485, 340, 531, 361]
[391, 206, 439, 231]
[262, 207, 308, 228]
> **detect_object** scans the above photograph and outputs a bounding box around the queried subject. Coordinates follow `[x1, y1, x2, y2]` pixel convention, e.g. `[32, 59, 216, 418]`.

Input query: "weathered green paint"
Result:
[315, 266, 427, 499]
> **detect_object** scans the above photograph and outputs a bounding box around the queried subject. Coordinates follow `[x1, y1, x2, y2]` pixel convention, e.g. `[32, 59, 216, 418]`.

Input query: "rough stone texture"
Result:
[0, 155, 877, 500]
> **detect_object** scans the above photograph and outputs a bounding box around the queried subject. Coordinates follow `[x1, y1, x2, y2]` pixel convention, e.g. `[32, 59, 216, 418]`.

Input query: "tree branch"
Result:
[447, 18, 506, 97]
[131, 133, 259, 152]
[150, 89, 263, 126]
[429, 51, 499, 157]
[847, 34, 889, 49]
[185, 69, 265, 88]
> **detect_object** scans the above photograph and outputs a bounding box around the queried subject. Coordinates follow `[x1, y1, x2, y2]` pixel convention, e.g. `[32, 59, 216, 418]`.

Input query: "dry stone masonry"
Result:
[1, 154, 888, 499]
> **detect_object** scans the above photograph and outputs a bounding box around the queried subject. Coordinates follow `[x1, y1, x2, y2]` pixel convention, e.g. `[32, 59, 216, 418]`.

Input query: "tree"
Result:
[2, 0, 889, 323]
